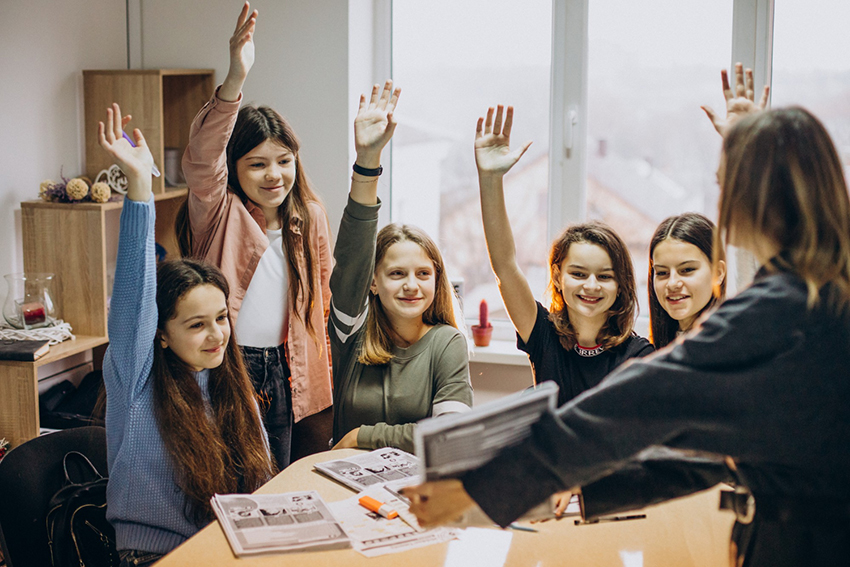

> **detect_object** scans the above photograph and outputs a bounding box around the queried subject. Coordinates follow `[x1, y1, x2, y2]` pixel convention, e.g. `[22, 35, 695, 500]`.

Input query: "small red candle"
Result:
[22, 302, 46, 326]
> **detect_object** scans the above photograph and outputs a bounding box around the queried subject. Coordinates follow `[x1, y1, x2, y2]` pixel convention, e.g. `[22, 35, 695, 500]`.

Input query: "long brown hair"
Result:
[547, 222, 638, 350]
[718, 107, 850, 313]
[176, 105, 325, 337]
[153, 259, 276, 526]
[649, 213, 726, 348]
[359, 224, 458, 365]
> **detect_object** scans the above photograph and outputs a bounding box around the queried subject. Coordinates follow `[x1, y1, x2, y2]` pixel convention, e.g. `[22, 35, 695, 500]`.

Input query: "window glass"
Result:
[586, 0, 734, 323]
[772, 0, 850, 179]
[392, 0, 552, 322]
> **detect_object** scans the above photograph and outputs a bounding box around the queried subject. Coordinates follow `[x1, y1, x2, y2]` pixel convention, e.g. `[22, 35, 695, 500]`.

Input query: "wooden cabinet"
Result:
[83, 69, 214, 194]
[0, 69, 214, 449]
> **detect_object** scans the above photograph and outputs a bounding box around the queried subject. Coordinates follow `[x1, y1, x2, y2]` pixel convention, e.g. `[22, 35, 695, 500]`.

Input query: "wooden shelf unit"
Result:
[83, 69, 214, 195]
[0, 336, 109, 448]
[0, 69, 214, 449]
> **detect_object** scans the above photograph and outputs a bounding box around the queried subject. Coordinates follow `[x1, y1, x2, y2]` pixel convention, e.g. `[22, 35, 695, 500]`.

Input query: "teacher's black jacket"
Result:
[463, 265, 850, 565]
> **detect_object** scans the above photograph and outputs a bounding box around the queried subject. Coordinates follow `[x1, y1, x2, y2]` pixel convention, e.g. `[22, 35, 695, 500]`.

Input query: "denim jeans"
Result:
[118, 549, 164, 567]
[241, 343, 293, 470]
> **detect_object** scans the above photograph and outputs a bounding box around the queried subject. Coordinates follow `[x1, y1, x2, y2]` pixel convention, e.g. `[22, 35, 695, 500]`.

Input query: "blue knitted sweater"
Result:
[103, 197, 212, 554]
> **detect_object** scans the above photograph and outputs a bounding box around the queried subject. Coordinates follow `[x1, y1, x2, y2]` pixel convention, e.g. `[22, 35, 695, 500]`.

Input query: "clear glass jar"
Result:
[2, 273, 60, 329]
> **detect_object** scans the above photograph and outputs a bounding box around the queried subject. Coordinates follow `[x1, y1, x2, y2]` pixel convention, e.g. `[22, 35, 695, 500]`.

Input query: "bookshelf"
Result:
[0, 69, 214, 448]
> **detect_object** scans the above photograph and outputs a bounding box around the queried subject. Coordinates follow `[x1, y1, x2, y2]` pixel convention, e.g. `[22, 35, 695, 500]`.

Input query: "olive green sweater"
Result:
[329, 198, 472, 452]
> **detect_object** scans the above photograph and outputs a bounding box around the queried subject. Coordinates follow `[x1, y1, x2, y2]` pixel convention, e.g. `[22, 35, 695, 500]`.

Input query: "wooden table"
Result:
[157, 449, 735, 567]
[0, 335, 108, 448]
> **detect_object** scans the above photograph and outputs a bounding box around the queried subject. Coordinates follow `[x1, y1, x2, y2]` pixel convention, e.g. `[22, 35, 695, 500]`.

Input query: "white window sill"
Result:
[468, 339, 530, 367]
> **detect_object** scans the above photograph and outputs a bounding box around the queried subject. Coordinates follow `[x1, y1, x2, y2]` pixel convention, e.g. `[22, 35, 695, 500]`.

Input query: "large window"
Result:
[384, 0, 845, 332]
[391, 0, 552, 323]
[771, 0, 850, 177]
[585, 0, 734, 320]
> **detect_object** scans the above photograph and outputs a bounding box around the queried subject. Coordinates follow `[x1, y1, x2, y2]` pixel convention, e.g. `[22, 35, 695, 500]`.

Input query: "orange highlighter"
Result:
[359, 495, 398, 519]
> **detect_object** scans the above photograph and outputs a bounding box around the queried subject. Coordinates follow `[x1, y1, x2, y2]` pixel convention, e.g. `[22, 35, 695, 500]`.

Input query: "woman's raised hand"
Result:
[221, 2, 258, 102]
[701, 62, 770, 137]
[354, 80, 401, 168]
[475, 105, 532, 177]
[98, 103, 153, 201]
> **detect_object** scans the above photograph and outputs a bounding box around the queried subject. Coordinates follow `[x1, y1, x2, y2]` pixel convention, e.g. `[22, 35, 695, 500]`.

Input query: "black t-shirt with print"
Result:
[517, 302, 654, 406]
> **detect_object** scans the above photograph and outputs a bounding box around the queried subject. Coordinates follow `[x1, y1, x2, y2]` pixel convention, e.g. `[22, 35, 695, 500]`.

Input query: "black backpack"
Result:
[45, 451, 118, 567]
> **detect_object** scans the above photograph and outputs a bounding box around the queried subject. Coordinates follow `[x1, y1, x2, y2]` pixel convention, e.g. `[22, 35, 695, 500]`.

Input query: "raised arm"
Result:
[350, 80, 401, 205]
[181, 2, 257, 247]
[701, 62, 770, 137]
[98, 104, 157, 392]
[475, 105, 535, 341]
[219, 1, 257, 103]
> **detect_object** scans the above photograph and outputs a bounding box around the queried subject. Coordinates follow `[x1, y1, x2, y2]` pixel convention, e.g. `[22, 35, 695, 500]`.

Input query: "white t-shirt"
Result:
[235, 228, 290, 347]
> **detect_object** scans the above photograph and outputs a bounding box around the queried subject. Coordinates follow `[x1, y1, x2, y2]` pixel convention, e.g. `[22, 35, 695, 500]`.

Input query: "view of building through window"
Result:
[392, 0, 849, 327]
[772, 0, 850, 179]
[392, 0, 552, 323]
[586, 0, 733, 321]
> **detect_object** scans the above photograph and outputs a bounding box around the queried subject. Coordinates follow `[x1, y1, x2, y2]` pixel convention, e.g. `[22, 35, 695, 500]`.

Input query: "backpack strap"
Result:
[63, 450, 104, 485]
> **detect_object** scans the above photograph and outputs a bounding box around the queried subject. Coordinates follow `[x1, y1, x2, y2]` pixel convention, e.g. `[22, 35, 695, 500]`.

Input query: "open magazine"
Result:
[313, 447, 421, 493]
[327, 484, 460, 557]
[211, 491, 350, 556]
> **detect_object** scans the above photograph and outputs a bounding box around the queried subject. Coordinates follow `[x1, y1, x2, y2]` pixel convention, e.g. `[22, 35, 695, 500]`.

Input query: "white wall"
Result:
[0, 0, 127, 279]
[139, 0, 352, 232]
[0, 0, 355, 285]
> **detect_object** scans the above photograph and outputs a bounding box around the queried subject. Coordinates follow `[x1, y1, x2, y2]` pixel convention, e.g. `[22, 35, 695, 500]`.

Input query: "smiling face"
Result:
[371, 240, 437, 326]
[159, 284, 231, 372]
[652, 238, 717, 331]
[556, 242, 619, 325]
[235, 139, 296, 224]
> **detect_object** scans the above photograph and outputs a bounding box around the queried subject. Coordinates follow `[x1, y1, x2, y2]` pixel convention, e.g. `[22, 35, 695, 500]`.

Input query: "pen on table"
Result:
[574, 513, 646, 526]
[507, 523, 538, 533]
[359, 495, 398, 519]
[122, 131, 162, 177]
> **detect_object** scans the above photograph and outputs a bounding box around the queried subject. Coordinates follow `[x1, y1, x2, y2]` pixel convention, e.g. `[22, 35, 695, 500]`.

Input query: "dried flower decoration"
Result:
[65, 178, 89, 200]
[90, 181, 111, 203]
[38, 169, 119, 203]
[39, 179, 55, 200]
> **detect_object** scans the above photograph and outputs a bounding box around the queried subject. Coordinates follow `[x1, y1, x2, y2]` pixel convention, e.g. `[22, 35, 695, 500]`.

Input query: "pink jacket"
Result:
[181, 90, 333, 422]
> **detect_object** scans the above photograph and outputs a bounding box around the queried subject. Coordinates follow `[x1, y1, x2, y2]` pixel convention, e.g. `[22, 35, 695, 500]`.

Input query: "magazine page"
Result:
[211, 491, 350, 556]
[327, 484, 460, 557]
[313, 447, 421, 493]
[414, 382, 559, 481]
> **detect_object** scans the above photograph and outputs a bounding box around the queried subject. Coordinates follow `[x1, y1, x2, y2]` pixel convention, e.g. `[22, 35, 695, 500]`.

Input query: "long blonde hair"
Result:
[717, 107, 850, 313]
[358, 224, 458, 365]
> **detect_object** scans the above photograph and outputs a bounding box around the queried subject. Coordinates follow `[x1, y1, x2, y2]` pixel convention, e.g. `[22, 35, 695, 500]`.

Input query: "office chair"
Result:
[0, 426, 108, 567]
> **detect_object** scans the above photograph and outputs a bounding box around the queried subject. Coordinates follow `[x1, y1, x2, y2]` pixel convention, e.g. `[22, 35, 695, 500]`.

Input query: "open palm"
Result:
[98, 103, 153, 179]
[229, 2, 257, 79]
[475, 105, 531, 175]
[701, 63, 770, 137]
[354, 80, 401, 158]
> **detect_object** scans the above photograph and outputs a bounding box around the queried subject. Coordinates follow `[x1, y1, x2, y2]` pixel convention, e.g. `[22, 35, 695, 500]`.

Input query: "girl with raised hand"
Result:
[178, 2, 333, 469]
[98, 104, 274, 566]
[649, 213, 726, 348]
[406, 67, 850, 566]
[329, 81, 473, 453]
[474, 105, 654, 407]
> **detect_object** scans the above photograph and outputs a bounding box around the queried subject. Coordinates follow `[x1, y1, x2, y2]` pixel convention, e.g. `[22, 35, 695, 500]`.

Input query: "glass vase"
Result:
[2, 273, 60, 329]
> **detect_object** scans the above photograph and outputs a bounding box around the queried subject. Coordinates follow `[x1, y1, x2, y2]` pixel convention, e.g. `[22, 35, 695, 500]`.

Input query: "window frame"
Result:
[369, 0, 777, 332]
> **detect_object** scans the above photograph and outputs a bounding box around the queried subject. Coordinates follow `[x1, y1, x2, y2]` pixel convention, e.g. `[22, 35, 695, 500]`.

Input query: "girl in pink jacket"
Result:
[178, 2, 332, 469]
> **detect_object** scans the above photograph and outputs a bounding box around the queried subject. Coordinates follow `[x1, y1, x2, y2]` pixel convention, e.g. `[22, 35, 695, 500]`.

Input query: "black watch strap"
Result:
[353, 162, 383, 177]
